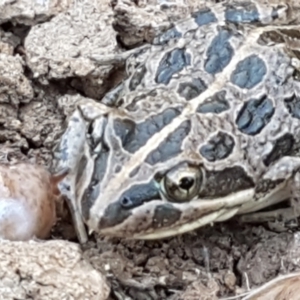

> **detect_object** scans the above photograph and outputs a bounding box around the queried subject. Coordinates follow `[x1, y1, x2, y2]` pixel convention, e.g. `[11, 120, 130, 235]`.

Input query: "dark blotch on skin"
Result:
[197, 91, 230, 114]
[75, 155, 88, 189]
[119, 181, 160, 209]
[115, 165, 122, 173]
[204, 29, 233, 74]
[225, 3, 260, 23]
[98, 201, 132, 229]
[81, 149, 109, 220]
[263, 133, 295, 166]
[192, 8, 217, 26]
[152, 204, 182, 229]
[284, 94, 300, 120]
[200, 131, 235, 162]
[271, 8, 279, 20]
[114, 107, 182, 153]
[102, 83, 124, 107]
[155, 48, 191, 85]
[113, 118, 135, 146]
[230, 54, 267, 89]
[177, 78, 207, 101]
[99, 181, 160, 228]
[129, 65, 147, 91]
[153, 27, 182, 45]
[129, 166, 140, 178]
[199, 166, 255, 198]
[236, 96, 274, 135]
[255, 179, 285, 195]
[126, 90, 158, 112]
[145, 120, 191, 165]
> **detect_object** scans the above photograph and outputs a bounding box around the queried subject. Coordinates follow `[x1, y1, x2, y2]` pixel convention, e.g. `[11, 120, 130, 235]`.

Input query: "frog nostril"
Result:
[120, 196, 133, 209]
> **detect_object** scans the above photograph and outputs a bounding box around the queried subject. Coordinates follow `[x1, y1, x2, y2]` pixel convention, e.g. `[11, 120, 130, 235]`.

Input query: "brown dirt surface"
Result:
[0, 239, 110, 300]
[2, 0, 300, 299]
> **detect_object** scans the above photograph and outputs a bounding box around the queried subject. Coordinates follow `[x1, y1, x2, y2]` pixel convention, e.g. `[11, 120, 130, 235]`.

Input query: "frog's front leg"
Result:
[238, 157, 300, 227]
[53, 99, 110, 244]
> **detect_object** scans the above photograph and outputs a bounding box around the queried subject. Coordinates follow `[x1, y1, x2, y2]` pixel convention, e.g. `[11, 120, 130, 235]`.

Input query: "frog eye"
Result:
[162, 164, 204, 202]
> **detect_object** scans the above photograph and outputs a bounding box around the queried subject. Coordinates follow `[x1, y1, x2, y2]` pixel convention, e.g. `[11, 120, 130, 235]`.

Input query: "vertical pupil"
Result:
[179, 177, 194, 190]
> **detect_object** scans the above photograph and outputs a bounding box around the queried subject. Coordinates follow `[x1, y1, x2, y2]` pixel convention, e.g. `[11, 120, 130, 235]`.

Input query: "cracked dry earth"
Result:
[2, 0, 300, 299]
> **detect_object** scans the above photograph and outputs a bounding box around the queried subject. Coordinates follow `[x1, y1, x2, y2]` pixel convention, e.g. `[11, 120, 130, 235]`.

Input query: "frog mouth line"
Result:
[95, 186, 291, 240]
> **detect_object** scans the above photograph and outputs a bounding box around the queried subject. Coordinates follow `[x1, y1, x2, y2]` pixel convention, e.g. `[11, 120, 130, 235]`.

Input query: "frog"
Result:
[52, 0, 300, 243]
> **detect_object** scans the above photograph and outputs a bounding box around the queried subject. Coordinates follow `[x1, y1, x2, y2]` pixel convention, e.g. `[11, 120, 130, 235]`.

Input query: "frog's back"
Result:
[111, 0, 300, 182]
[119, 1, 298, 98]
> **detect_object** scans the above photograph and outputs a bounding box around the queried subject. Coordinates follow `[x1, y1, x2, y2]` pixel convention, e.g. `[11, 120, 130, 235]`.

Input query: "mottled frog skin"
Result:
[53, 0, 300, 243]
